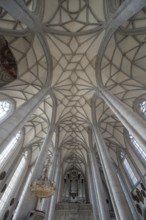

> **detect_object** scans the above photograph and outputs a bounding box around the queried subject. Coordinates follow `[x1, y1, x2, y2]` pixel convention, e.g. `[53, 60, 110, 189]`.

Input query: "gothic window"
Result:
[0, 131, 21, 167]
[0, 100, 10, 122]
[129, 134, 146, 164]
[0, 96, 15, 123]
[0, 152, 28, 211]
[120, 152, 138, 186]
[134, 99, 146, 119]
[139, 100, 146, 117]
[130, 99, 146, 164]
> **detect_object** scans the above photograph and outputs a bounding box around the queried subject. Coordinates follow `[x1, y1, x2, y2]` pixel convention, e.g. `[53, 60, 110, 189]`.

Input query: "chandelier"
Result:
[31, 156, 56, 198]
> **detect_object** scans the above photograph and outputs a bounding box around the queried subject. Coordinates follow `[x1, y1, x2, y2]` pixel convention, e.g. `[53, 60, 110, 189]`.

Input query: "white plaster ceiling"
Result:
[0, 0, 146, 171]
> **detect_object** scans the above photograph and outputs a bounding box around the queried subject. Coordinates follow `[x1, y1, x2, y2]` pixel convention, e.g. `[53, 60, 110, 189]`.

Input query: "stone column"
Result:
[88, 128, 110, 220]
[66, 176, 70, 199]
[96, 0, 146, 84]
[0, 149, 22, 193]
[95, 0, 146, 157]
[82, 179, 85, 201]
[0, 87, 49, 154]
[93, 125, 134, 220]
[13, 126, 54, 220]
[78, 174, 82, 198]
[62, 178, 66, 200]
[0, 155, 29, 218]
[96, 88, 146, 152]
[87, 155, 99, 220]
[40, 149, 59, 213]
[56, 166, 63, 203]
[116, 169, 140, 220]
[47, 149, 61, 220]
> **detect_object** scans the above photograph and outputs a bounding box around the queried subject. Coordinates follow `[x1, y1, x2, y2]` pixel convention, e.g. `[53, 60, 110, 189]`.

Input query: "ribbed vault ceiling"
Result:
[44, 0, 105, 171]
[0, 0, 146, 173]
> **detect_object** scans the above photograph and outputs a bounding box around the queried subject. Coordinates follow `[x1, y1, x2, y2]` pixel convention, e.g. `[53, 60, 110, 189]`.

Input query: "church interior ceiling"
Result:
[0, 0, 146, 178]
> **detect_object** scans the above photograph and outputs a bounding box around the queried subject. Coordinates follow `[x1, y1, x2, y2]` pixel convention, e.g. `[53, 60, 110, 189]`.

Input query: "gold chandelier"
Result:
[31, 179, 56, 198]
[31, 156, 56, 198]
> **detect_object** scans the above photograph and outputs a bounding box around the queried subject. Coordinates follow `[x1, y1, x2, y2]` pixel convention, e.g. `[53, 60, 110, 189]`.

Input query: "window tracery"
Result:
[120, 152, 138, 186]
[0, 131, 21, 167]
[134, 98, 146, 120]
[139, 100, 146, 117]
[127, 98, 146, 165]
[129, 134, 146, 164]
[0, 100, 10, 121]
[0, 96, 15, 123]
[0, 152, 28, 211]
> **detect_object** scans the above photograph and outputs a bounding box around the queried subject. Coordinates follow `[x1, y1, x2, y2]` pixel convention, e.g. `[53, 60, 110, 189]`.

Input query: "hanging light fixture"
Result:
[31, 156, 56, 198]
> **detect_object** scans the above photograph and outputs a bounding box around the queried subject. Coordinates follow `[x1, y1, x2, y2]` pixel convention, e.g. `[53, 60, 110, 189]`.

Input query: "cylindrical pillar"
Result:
[0, 87, 49, 154]
[93, 125, 134, 220]
[47, 149, 61, 220]
[13, 126, 54, 220]
[87, 155, 99, 220]
[88, 128, 110, 220]
[116, 168, 140, 220]
[40, 150, 59, 213]
[0, 155, 28, 217]
[96, 87, 146, 153]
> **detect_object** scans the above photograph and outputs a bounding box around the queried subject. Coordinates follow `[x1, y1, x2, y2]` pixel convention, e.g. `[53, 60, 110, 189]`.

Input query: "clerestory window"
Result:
[134, 99, 146, 119]
[139, 100, 146, 117]
[0, 97, 15, 123]
[131, 99, 146, 164]
[0, 152, 28, 211]
[120, 152, 138, 186]
[129, 134, 146, 164]
[0, 131, 21, 167]
[0, 100, 10, 121]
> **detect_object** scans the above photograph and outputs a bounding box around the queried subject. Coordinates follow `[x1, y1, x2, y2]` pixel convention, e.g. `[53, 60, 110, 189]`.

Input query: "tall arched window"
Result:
[134, 98, 146, 119]
[0, 131, 21, 167]
[139, 100, 146, 117]
[0, 96, 15, 123]
[0, 152, 28, 212]
[0, 100, 10, 119]
[129, 134, 146, 164]
[131, 99, 146, 164]
[120, 152, 138, 186]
